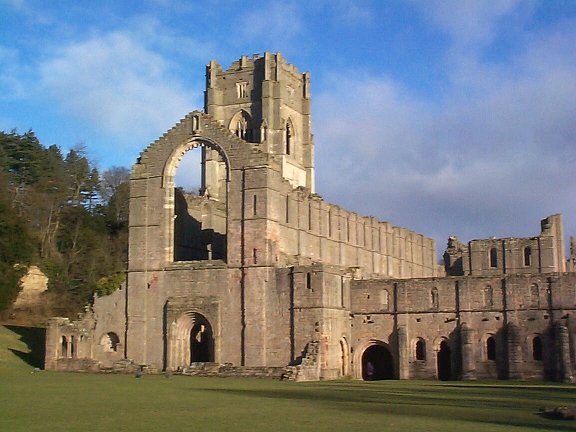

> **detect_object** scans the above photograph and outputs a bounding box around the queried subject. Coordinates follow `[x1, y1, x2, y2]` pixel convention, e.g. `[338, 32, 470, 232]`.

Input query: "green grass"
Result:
[1, 325, 575, 432]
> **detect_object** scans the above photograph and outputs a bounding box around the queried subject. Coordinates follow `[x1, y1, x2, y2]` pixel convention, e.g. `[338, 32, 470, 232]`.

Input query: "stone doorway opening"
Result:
[361, 344, 394, 380]
[168, 311, 214, 369]
[437, 339, 452, 380]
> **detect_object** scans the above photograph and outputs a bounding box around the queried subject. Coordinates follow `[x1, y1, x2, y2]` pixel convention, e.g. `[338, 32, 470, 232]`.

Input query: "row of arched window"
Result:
[489, 246, 533, 268]
[412, 334, 543, 362]
[424, 283, 541, 310]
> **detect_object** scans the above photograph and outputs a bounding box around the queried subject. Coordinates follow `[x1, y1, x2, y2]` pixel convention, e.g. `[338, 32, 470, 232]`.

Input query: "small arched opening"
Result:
[489, 247, 498, 268]
[523, 246, 532, 266]
[100, 332, 121, 352]
[486, 336, 496, 361]
[60, 336, 68, 358]
[437, 339, 452, 380]
[532, 335, 543, 361]
[361, 343, 394, 381]
[415, 338, 426, 361]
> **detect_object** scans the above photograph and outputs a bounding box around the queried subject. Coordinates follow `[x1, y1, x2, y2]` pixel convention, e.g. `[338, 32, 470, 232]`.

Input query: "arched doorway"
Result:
[168, 312, 214, 369]
[437, 339, 452, 380]
[361, 344, 394, 380]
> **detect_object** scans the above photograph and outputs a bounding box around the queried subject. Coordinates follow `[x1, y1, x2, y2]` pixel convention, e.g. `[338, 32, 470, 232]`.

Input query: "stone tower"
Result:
[202, 52, 314, 199]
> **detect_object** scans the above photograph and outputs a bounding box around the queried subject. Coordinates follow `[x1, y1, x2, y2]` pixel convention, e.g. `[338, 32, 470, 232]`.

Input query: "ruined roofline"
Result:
[457, 214, 564, 244]
[359, 270, 576, 284]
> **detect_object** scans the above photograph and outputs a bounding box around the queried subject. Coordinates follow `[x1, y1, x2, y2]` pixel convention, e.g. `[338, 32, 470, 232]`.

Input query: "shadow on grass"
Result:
[198, 384, 576, 431]
[4, 325, 45, 368]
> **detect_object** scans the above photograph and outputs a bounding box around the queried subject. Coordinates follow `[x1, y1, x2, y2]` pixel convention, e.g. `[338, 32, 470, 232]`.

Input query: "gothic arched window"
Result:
[229, 111, 253, 142]
[486, 336, 496, 361]
[415, 338, 426, 361]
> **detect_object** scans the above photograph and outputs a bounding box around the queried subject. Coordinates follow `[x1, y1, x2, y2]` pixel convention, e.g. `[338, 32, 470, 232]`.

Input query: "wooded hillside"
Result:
[0, 130, 129, 318]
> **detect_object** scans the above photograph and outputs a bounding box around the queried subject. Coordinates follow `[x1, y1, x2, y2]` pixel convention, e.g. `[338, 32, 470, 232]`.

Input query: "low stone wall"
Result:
[178, 362, 287, 379]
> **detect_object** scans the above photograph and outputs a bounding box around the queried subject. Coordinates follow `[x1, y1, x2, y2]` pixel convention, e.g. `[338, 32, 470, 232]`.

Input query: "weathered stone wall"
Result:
[349, 272, 576, 381]
[446, 214, 567, 276]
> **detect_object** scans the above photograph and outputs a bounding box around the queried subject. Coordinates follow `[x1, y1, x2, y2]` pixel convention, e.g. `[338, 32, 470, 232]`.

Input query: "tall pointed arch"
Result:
[229, 110, 253, 142]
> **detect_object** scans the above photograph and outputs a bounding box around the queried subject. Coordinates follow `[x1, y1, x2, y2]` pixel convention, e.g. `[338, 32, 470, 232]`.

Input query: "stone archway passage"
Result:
[362, 344, 394, 380]
[437, 340, 452, 381]
[169, 312, 214, 369]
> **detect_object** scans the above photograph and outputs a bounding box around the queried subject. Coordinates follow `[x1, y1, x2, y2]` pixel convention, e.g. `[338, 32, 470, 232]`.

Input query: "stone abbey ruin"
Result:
[45, 53, 576, 382]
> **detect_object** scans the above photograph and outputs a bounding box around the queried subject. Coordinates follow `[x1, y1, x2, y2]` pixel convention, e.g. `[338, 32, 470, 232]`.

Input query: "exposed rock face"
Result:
[13, 266, 48, 308]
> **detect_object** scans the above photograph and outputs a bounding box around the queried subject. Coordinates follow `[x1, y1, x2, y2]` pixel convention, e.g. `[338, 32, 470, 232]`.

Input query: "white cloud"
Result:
[314, 13, 576, 248]
[238, 2, 303, 46]
[38, 31, 197, 142]
[416, 0, 526, 47]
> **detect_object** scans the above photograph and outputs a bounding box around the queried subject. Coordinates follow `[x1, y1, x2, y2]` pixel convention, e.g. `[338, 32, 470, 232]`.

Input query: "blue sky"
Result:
[1, 0, 575, 258]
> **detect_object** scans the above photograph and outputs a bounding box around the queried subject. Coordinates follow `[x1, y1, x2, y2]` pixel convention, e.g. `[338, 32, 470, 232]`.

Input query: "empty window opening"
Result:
[362, 344, 394, 380]
[415, 339, 426, 361]
[173, 144, 227, 262]
[431, 287, 439, 310]
[306, 272, 312, 290]
[253, 248, 258, 264]
[524, 247, 532, 266]
[61, 336, 68, 358]
[346, 218, 351, 242]
[532, 336, 542, 361]
[70, 335, 76, 358]
[486, 336, 496, 361]
[285, 196, 290, 223]
[253, 194, 257, 216]
[236, 81, 248, 99]
[229, 110, 253, 142]
[489, 248, 498, 268]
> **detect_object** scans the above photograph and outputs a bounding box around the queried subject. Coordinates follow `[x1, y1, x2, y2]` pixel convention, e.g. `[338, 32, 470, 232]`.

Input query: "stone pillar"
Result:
[460, 323, 477, 380]
[44, 318, 64, 370]
[554, 323, 574, 383]
[505, 323, 523, 380]
[397, 326, 409, 379]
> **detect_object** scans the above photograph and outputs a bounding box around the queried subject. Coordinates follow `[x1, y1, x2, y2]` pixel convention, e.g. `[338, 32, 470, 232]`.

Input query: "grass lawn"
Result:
[1, 324, 575, 432]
